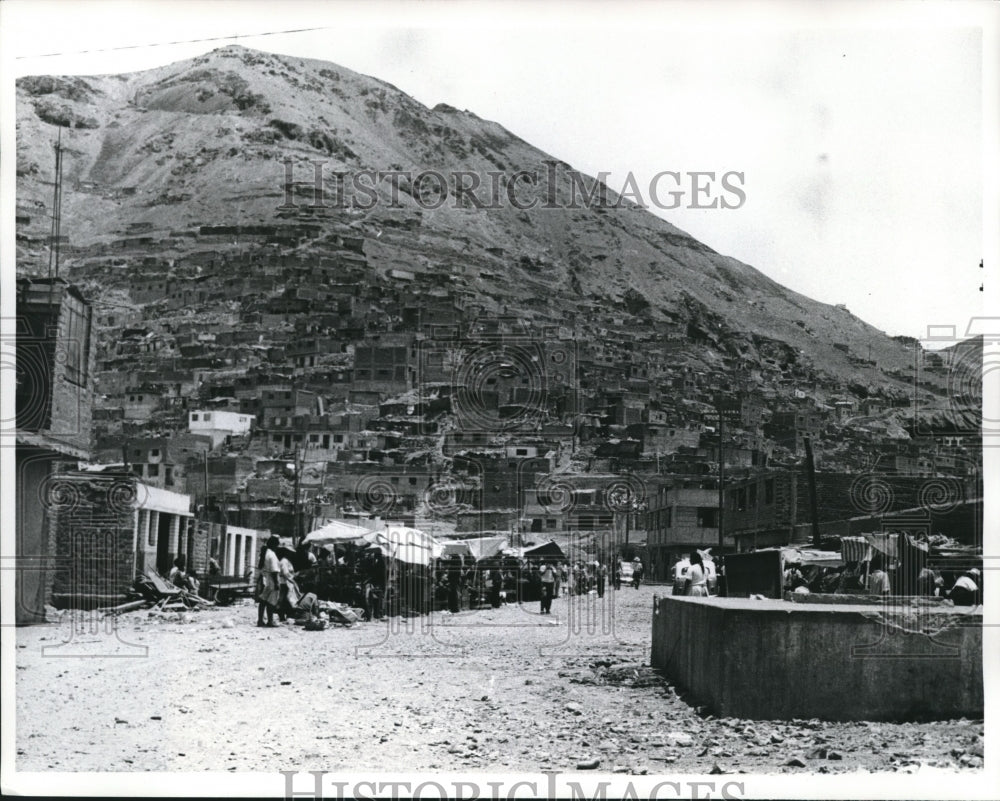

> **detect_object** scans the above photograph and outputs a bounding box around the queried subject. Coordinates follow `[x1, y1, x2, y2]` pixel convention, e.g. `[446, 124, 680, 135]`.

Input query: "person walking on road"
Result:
[489, 566, 503, 608]
[539, 563, 556, 614]
[632, 557, 644, 589]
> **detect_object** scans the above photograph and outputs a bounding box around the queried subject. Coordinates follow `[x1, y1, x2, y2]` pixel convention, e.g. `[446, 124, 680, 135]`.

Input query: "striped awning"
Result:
[840, 536, 873, 563]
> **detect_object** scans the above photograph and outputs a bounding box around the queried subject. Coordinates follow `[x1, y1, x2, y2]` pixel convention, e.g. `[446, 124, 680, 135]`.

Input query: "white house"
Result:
[188, 410, 255, 448]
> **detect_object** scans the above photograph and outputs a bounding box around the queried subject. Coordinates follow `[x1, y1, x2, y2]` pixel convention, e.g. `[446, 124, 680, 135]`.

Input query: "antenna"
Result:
[47, 127, 64, 281]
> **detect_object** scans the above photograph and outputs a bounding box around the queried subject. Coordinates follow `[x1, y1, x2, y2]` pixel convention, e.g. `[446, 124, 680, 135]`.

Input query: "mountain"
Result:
[16, 45, 927, 392]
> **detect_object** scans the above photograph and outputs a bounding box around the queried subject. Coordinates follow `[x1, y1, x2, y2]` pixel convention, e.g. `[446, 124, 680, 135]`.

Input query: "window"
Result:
[147, 464, 159, 477]
[765, 479, 775, 504]
[547, 519, 557, 529]
[334, 434, 343, 443]
[390, 477, 399, 484]
[309, 434, 319, 443]
[697, 508, 718, 528]
[515, 448, 528, 456]
[408, 477, 417, 486]
[203, 413, 212, 421]
[748, 483, 758, 508]
[150, 449, 159, 457]
[192, 413, 200, 421]
[63, 300, 91, 387]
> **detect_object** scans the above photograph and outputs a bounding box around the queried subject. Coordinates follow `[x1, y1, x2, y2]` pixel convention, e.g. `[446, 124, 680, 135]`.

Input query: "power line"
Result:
[15, 26, 332, 60]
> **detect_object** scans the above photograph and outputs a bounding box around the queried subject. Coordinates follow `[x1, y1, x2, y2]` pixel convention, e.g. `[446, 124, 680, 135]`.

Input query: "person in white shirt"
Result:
[949, 569, 980, 606]
[256, 536, 281, 627]
[539, 563, 556, 614]
[685, 551, 709, 597]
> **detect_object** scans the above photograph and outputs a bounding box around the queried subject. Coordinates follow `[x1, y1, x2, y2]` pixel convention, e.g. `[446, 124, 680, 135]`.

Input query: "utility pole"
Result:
[48, 127, 64, 282]
[203, 450, 216, 572]
[804, 436, 821, 548]
[717, 405, 725, 550]
[292, 442, 302, 545]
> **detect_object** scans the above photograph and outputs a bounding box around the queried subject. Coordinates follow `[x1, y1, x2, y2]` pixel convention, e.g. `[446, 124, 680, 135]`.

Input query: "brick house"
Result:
[43, 469, 195, 607]
[645, 476, 735, 579]
[14, 278, 95, 623]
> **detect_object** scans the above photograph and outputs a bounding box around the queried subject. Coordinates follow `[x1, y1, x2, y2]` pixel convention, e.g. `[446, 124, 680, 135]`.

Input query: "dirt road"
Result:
[15, 585, 983, 774]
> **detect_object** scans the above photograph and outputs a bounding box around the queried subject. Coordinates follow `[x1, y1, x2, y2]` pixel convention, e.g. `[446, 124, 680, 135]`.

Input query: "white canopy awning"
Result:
[379, 526, 443, 566]
[303, 519, 374, 545]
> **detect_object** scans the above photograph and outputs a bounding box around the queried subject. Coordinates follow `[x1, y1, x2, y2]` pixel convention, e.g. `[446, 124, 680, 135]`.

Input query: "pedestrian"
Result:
[168, 554, 189, 589]
[447, 555, 462, 613]
[277, 547, 300, 622]
[528, 562, 541, 605]
[489, 566, 503, 608]
[612, 560, 622, 591]
[596, 562, 606, 598]
[632, 558, 644, 589]
[948, 569, 980, 606]
[783, 561, 805, 592]
[835, 560, 865, 593]
[295, 540, 317, 572]
[684, 551, 709, 596]
[539, 562, 556, 614]
[186, 568, 201, 597]
[256, 536, 281, 627]
[916, 567, 940, 597]
[553, 564, 562, 599]
[867, 554, 891, 596]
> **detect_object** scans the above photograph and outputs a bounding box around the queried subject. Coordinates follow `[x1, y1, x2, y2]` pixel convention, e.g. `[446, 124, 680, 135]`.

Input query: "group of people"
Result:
[168, 554, 200, 595]
[783, 555, 983, 605]
[430, 555, 649, 616]
[255, 539, 391, 625]
[250, 540, 663, 624]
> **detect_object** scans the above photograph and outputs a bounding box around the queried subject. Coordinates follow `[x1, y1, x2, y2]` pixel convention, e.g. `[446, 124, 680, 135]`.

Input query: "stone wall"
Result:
[651, 595, 983, 721]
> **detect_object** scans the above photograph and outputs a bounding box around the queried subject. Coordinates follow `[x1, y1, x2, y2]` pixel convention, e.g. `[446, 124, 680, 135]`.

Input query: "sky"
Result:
[2, 0, 998, 342]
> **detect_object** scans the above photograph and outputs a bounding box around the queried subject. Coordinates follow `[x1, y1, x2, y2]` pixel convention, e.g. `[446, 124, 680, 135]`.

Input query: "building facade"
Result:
[14, 278, 95, 623]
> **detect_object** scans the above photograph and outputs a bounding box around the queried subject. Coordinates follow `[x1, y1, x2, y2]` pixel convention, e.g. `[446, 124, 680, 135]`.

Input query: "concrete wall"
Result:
[15, 450, 58, 623]
[651, 595, 982, 721]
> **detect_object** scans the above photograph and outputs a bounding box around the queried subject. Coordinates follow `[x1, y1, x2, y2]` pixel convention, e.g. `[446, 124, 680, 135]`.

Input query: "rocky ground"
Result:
[15, 585, 983, 774]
